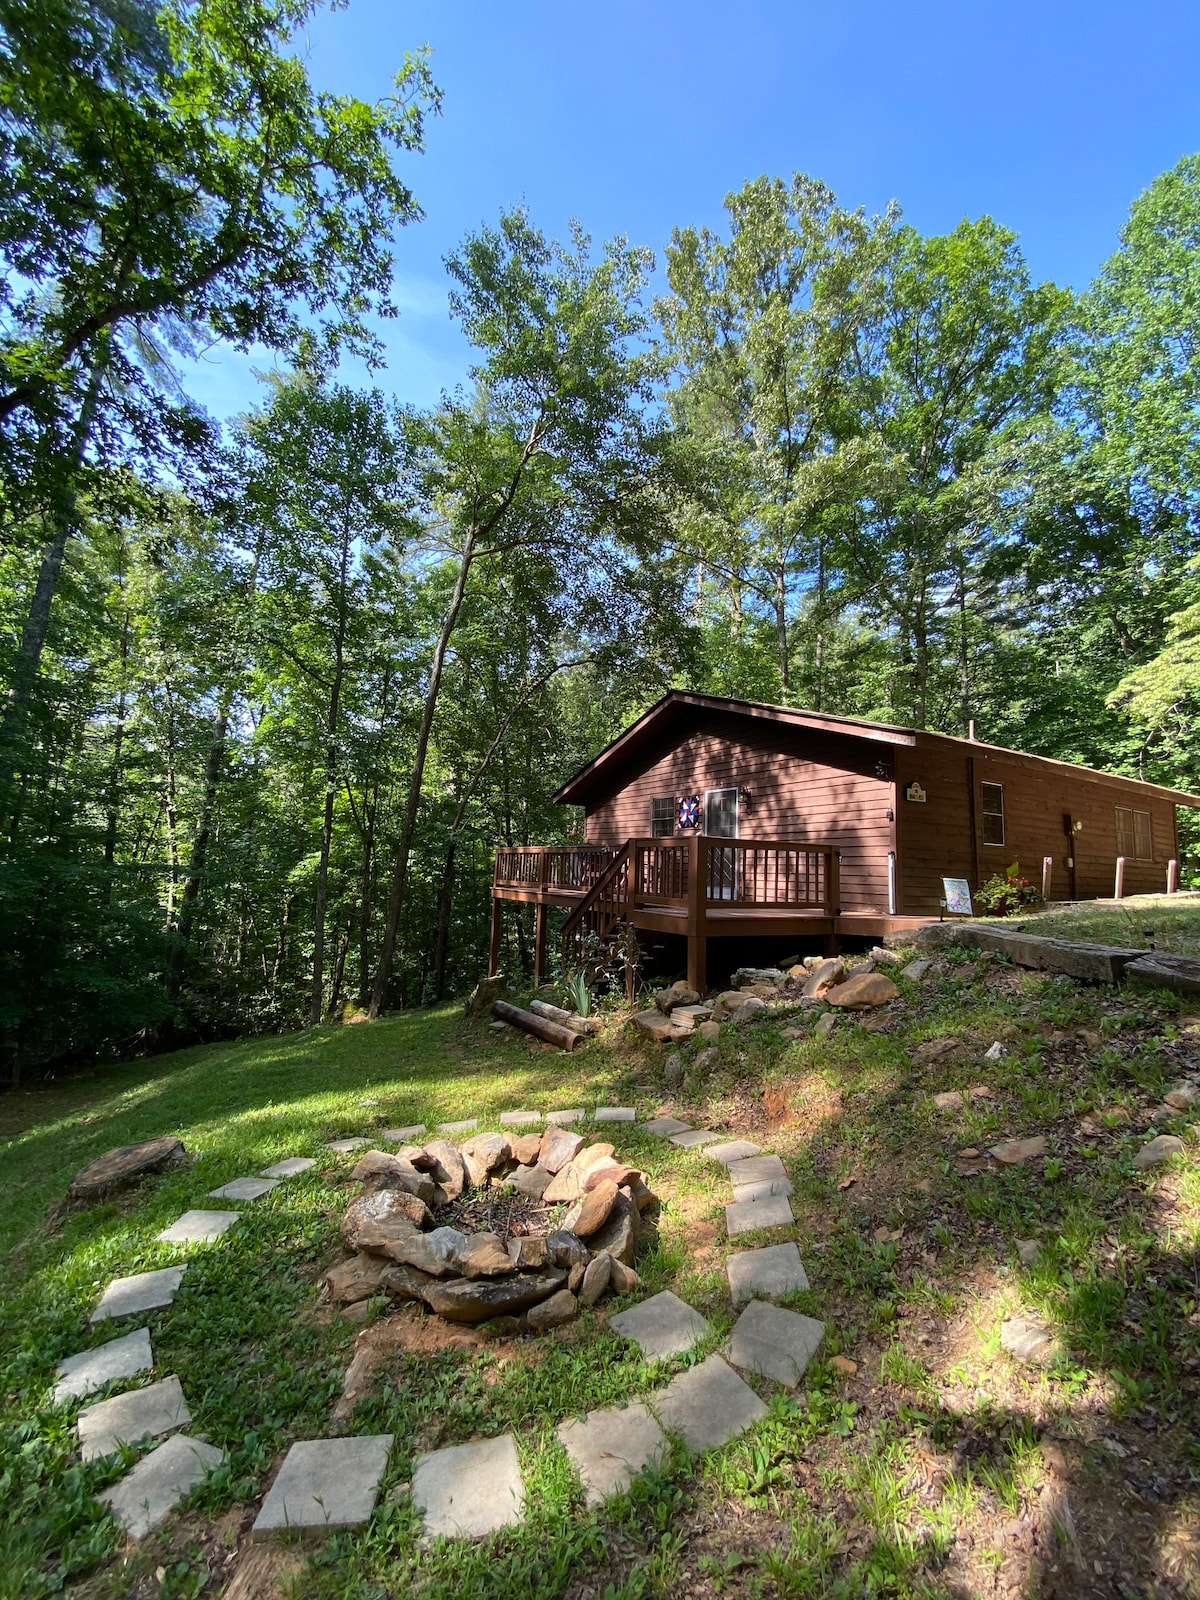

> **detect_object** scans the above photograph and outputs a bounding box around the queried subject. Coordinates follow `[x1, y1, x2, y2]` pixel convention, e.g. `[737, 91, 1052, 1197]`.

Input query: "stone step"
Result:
[609, 1290, 712, 1361]
[260, 1157, 317, 1179]
[726, 1243, 810, 1306]
[79, 1374, 190, 1462]
[54, 1327, 153, 1404]
[100, 1434, 225, 1539]
[91, 1266, 185, 1324]
[557, 1402, 666, 1505]
[411, 1433, 524, 1542]
[725, 1193, 794, 1237]
[207, 1177, 280, 1202]
[156, 1209, 240, 1245]
[253, 1436, 393, 1537]
[724, 1300, 824, 1388]
[653, 1354, 767, 1453]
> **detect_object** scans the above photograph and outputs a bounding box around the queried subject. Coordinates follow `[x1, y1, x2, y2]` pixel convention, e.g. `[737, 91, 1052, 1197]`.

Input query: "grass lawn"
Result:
[990, 894, 1200, 958]
[1, 958, 1199, 1599]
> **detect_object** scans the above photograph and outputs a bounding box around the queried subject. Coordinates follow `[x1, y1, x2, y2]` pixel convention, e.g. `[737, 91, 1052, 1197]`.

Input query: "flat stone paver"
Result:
[253, 1436, 393, 1537]
[642, 1116, 691, 1136]
[654, 1354, 767, 1453]
[726, 1243, 810, 1306]
[100, 1433, 225, 1540]
[609, 1290, 712, 1361]
[726, 1193, 794, 1237]
[411, 1433, 524, 1541]
[382, 1124, 426, 1142]
[207, 1177, 280, 1202]
[706, 1139, 763, 1165]
[546, 1109, 584, 1124]
[557, 1402, 667, 1505]
[156, 1210, 240, 1245]
[669, 1129, 723, 1149]
[91, 1266, 186, 1324]
[54, 1328, 153, 1403]
[500, 1110, 542, 1126]
[725, 1300, 824, 1388]
[260, 1157, 317, 1179]
[79, 1374, 191, 1461]
[326, 1137, 369, 1153]
[595, 1107, 635, 1122]
[727, 1154, 790, 1195]
[438, 1119, 477, 1135]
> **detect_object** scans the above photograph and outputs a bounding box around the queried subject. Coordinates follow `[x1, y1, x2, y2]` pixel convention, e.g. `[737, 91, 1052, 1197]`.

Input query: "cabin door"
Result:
[705, 787, 739, 900]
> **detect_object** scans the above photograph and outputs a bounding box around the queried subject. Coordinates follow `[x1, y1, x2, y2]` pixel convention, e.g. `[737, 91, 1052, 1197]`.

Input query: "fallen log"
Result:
[531, 998, 602, 1034]
[492, 999, 581, 1051]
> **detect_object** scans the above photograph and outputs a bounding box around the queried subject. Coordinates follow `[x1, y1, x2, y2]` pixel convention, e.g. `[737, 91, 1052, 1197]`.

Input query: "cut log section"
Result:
[492, 1000, 582, 1051]
[530, 999, 602, 1034]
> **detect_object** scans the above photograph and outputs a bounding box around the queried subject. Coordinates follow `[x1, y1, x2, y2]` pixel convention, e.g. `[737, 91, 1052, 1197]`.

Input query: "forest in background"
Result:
[1, 0, 1199, 1079]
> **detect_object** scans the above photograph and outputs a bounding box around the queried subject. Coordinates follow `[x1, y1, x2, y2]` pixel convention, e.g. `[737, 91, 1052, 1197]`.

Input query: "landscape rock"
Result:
[477, 1316, 522, 1340]
[350, 1151, 437, 1205]
[663, 1051, 686, 1085]
[582, 1160, 641, 1192]
[579, 1253, 612, 1305]
[421, 1139, 469, 1200]
[421, 1269, 566, 1324]
[915, 1038, 958, 1062]
[632, 1008, 684, 1042]
[574, 1142, 617, 1176]
[506, 1236, 550, 1270]
[989, 1136, 1047, 1165]
[341, 1189, 430, 1254]
[1164, 1082, 1200, 1110]
[731, 966, 786, 987]
[1016, 1239, 1041, 1265]
[385, 1226, 468, 1277]
[461, 1133, 511, 1186]
[623, 1173, 657, 1213]
[901, 958, 933, 981]
[697, 1021, 721, 1044]
[801, 959, 845, 999]
[1000, 1315, 1056, 1365]
[547, 1230, 590, 1271]
[456, 1232, 515, 1279]
[509, 1133, 543, 1164]
[587, 1191, 640, 1265]
[323, 1253, 391, 1305]
[69, 1137, 186, 1201]
[542, 1163, 582, 1202]
[826, 971, 900, 1009]
[507, 1163, 552, 1200]
[814, 1012, 838, 1038]
[466, 975, 510, 1015]
[732, 996, 769, 1022]
[565, 1178, 619, 1238]
[654, 984, 700, 1013]
[538, 1127, 585, 1173]
[608, 1257, 640, 1295]
[378, 1263, 437, 1304]
[527, 1289, 579, 1330]
[1132, 1134, 1185, 1168]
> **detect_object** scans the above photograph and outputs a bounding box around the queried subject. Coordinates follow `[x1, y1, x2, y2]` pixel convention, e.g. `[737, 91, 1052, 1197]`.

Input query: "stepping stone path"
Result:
[727, 1242, 809, 1305]
[54, 1327, 153, 1403]
[706, 1139, 763, 1164]
[79, 1374, 190, 1461]
[438, 1119, 478, 1134]
[610, 1290, 712, 1361]
[595, 1107, 635, 1122]
[557, 1402, 666, 1504]
[725, 1300, 824, 1388]
[101, 1434, 225, 1539]
[411, 1433, 524, 1541]
[261, 1157, 317, 1178]
[726, 1192, 795, 1237]
[383, 1124, 426, 1141]
[500, 1110, 541, 1126]
[254, 1436, 393, 1537]
[642, 1115, 691, 1136]
[727, 1154, 792, 1201]
[546, 1108, 583, 1124]
[157, 1209, 240, 1245]
[207, 1176, 280, 1201]
[92, 1266, 185, 1323]
[669, 1128, 723, 1149]
[326, 1137, 369, 1153]
[655, 1354, 767, 1453]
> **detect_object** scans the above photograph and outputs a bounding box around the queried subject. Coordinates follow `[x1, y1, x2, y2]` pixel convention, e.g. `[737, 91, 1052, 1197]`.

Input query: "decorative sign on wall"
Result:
[942, 877, 974, 916]
[677, 794, 701, 831]
[905, 781, 927, 803]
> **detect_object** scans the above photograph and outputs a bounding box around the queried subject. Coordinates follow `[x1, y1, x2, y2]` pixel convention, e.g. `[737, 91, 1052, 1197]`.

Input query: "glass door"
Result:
[705, 787, 739, 899]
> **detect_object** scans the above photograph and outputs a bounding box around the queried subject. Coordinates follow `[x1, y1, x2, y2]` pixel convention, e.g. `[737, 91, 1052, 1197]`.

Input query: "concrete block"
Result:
[609, 1290, 712, 1361]
[253, 1436, 393, 1536]
[156, 1210, 240, 1245]
[557, 1402, 666, 1504]
[546, 1108, 584, 1125]
[595, 1107, 635, 1123]
[91, 1267, 185, 1324]
[79, 1374, 190, 1461]
[499, 1110, 542, 1126]
[325, 1138, 369, 1153]
[100, 1434, 224, 1539]
[725, 1300, 824, 1387]
[669, 1129, 723, 1149]
[641, 1116, 691, 1136]
[382, 1124, 426, 1142]
[726, 1243, 810, 1306]
[706, 1140, 762, 1165]
[260, 1158, 317, 1178]
[54, 1328, 153, 1404]
[207, 1177, 280, 1202]
[411, 1433, 524, 1541]
[725, 1193, 794, 1237]
[653, 1354, 767, 1453]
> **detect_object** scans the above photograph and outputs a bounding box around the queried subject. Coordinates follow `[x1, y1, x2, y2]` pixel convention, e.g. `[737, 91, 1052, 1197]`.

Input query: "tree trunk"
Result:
[163, 696, 230, 1002]
[368, 525, 477, 1018]
[310, 524, 352, 1026]
[103, 607, 131, 873]
[0, 356, 106, 802]
[431, 836, 457, 1001]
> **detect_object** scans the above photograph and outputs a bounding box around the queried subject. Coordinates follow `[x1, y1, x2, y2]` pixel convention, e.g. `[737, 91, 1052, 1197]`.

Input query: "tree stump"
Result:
[68, 1137, 186, 1201]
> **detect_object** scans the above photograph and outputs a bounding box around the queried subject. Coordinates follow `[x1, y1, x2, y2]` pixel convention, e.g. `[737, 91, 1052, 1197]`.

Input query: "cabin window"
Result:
[981, 782, 1005, 846]
[650, 796, 676, 838]
[1115, 806, 1153, 861]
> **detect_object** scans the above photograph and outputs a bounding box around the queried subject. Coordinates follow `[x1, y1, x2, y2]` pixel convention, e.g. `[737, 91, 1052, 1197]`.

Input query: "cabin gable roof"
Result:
[552, 691, 1200, 810]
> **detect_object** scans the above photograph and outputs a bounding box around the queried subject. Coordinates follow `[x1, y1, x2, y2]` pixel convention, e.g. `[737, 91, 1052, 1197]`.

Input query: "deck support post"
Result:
[686, 833, 708, 995]
[488, 895, 502, 978]
[533, 901, 548, 989]
[823, 848, 842, 957]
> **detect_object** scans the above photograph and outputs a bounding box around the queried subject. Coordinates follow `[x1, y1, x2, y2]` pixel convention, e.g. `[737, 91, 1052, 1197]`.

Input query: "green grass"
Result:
[2, 958, 1199, 1598]
[986, 892, 1200, 957]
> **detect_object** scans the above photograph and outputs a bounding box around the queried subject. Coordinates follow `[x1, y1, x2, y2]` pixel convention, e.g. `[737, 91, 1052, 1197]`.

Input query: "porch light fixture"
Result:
[738, 787, 753, 809]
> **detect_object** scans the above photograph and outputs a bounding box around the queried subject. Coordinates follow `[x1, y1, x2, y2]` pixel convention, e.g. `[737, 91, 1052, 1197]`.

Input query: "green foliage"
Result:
[974, 862, 1045, 916]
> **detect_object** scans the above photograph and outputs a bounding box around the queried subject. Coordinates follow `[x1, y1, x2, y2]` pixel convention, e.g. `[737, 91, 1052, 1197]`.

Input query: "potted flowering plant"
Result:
[976, 862, 1044, 917]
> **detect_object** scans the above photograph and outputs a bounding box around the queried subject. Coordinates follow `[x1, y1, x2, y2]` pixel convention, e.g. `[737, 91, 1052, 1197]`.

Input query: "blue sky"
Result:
[184, 0, 1200, 422]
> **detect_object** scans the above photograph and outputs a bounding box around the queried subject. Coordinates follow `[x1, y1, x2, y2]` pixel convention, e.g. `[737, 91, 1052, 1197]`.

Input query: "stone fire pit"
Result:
[322, 1127, 657, 1334]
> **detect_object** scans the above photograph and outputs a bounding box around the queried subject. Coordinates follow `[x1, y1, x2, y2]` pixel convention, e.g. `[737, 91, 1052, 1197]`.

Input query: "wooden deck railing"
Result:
[493, 844, 614, 893]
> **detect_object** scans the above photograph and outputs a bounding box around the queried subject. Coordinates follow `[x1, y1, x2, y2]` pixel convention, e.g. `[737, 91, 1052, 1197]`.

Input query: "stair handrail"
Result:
[560, 839, 634, 964]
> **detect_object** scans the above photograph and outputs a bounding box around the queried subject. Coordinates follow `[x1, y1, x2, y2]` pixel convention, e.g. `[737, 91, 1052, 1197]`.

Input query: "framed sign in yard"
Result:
[941, 877, 974, 917]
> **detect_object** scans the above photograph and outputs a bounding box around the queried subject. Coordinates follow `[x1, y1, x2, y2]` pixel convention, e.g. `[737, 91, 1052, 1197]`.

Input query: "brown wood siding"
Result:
[896, 737, 1179, 912]
[584, 713, 895, 912]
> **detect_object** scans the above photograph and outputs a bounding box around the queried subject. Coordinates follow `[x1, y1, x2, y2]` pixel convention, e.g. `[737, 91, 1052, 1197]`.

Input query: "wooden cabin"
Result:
[490, 691, 1200, 993]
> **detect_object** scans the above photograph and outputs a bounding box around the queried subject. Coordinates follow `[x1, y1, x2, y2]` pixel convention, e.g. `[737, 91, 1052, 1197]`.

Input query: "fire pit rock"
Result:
[324, 1129, 656, 1332]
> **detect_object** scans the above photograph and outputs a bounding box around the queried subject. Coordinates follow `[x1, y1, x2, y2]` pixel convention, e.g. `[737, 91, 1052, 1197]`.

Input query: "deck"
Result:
[490, 838, 935, 990]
